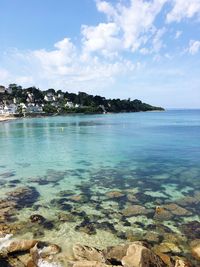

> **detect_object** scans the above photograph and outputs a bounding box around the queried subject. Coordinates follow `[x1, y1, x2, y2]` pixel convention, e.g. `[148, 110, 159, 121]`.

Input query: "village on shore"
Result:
[0, 84, 164, 118]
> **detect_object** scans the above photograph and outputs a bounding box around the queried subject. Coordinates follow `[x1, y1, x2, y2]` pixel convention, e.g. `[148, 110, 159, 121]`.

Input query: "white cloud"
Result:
[96, 0, 168, 53]
[1, 37, 138, 91]
[166, 0, 200, 23]
[175, 30, 182, 39]
[81, 22, 121, 57]
[188, 40, 200, 55]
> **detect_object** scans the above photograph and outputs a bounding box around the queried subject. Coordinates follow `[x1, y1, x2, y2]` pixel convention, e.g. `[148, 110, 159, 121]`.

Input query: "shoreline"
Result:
[0, 109, 165, 122]
[0, 115, 16, 122]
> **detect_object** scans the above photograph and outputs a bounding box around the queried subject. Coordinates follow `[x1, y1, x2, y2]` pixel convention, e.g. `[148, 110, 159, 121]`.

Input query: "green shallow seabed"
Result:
[0, 110, 200, 266]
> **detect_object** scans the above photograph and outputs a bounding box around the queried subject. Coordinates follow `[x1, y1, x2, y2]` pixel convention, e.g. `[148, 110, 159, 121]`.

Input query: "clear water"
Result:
[0, 110, 200, 264]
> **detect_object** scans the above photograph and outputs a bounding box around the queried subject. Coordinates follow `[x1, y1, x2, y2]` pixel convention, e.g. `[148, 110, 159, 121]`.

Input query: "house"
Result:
[44, 93, 57, 102]
[0, 85, 6, 93]
[26, 103, 43, 113]
[2, 104, 18, 114]
[65, 101, 74, 108]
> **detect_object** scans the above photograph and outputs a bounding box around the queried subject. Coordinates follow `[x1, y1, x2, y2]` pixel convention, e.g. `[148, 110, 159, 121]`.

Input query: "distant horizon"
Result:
[1, 0, 200, 108]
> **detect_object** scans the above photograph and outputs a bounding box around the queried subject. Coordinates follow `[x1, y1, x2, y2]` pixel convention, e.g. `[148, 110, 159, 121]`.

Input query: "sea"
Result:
[0, 110, 200, 264]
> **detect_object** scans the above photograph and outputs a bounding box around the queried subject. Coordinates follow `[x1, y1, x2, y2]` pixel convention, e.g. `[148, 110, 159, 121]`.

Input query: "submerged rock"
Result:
[6, 186, 39, 208]
[105, 191, 125, 199]
[122, 205, 150, 217]
[163, 204, 191, 216]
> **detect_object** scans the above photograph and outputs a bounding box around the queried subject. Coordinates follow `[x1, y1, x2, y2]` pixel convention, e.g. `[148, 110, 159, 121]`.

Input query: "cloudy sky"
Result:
[0, 0, 200, 108]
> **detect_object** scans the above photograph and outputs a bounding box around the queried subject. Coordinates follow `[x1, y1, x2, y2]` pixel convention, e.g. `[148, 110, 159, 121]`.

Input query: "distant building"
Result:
[0, 85, 6, 93]
[1, 104, 18, 114]
[44, 93, 57, 102]
[65, 101, 74, 108]
[26, 103, 43, 113]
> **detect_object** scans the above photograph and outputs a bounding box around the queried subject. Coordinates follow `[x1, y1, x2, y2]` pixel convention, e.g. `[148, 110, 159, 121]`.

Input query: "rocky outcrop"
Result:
[71, 242, 167, 267]
[121, 242, 166, 267]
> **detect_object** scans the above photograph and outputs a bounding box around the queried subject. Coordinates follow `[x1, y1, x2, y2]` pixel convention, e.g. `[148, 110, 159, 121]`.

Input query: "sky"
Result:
[0, 0, 200, 108]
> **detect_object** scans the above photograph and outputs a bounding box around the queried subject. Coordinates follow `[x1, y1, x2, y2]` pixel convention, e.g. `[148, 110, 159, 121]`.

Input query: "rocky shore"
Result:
[0, 234, 198, 267]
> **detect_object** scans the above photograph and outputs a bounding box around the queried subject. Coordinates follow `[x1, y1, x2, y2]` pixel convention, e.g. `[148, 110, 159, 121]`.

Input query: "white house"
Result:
[44, 93, 57, 102]
[0, 85, 6, 93]
[26, 103, 43, 113]
[2, 104, 18, 114]
[65, 101, 74, 108]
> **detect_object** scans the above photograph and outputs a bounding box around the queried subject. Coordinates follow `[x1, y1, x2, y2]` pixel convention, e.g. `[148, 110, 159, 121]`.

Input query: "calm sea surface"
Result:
[0, 110, 200, 264]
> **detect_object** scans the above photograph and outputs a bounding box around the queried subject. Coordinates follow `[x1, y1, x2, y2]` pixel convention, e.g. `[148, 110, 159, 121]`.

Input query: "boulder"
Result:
[6, 239, 38, 253]
[122, 205, 150, 217]
[73, 244, 106, 263]
[121, 242, 166, 267]
[103, 244, 129, 263]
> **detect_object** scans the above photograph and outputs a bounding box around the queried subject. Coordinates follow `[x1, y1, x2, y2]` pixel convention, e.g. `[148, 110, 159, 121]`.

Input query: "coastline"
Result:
[0, 115, 16, 122]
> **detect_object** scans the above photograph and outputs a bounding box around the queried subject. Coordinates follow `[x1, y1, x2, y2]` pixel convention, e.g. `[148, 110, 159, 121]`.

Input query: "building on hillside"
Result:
[1, 104, 18, 114]
[65, 101, 74, 108]
[0, 85, 6, 93]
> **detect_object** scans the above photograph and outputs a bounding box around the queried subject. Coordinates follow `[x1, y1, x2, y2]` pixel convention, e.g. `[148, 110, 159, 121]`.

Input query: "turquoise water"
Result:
[0, 110, 200, 263]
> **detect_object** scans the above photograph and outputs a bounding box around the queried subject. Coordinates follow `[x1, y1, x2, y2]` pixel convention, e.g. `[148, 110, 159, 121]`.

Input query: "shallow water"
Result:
[0, 110, 200, 264]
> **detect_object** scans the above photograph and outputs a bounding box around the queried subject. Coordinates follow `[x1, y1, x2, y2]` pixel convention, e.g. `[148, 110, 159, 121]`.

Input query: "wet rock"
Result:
[95, 222, 117, 234]
[122, 205, 150, 217]
[154, 206, 173, 221]
[190, 240, 200, 260]
[58, 190, 74, 197]
[181, 221, 200, 240]
[154, 242, 181, 254]
[174, 258, 191, 267]
[121, 242, 166, 267]
[0, 238, 37, 255]
[30, 242, 61, 266]
[30, 214, 45, 224]
[75, 219, 96, 235]
[103, 244, 129, 263]
[73, 244, 106, 262]
[126, 194, 139, 203]
[58, 212, 76, 222]
[6, 186, 39, 208]
[50, 198, 73, 211]
[69, 194, 88, 203]
[143, 231, 161, 244]
[105, 191, 125, 199]
[176, 196, 199, 207]
[29, 214, 54, 230]
[72, 260, 117, 267]
[163, 204, 192, 216]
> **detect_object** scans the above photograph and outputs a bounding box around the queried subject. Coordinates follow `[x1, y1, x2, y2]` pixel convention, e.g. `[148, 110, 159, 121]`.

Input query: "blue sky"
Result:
[0, 0, 200, 108]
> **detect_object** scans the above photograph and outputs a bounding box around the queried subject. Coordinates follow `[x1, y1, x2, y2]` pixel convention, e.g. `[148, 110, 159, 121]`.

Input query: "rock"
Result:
[103, 244, 129, 263]
[191, 243, 200, 260]
[122, 205, 150, 217]
[30, 214, 45, 223]
[75, 220, 96, 235]
[105, 191, 125, 199]
[163, 204, 191, 216]
[72, 260, 120, 267]
[30, 242, 61, 266]
[181, 221, 200, 239]
[174, 258, 191, 267]
[154, 206, 173, 221]
[154, 242, 181, 254]
[143, 232, 161, 244]
[6, 186, 39, 208]
[6, 239, 38, 253]
[73, 244, 106, 263]
[126, 194, 139, 203]
[69, 194, 87, 203]
[121, 242, 166, 267]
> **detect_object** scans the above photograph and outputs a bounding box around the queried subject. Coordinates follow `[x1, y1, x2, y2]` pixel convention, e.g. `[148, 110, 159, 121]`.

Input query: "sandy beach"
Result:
[0, 115, 16, 122]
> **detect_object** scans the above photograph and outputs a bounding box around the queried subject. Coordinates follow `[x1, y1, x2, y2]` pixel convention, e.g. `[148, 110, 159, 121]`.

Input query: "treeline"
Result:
[1, 84, 164, 113]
